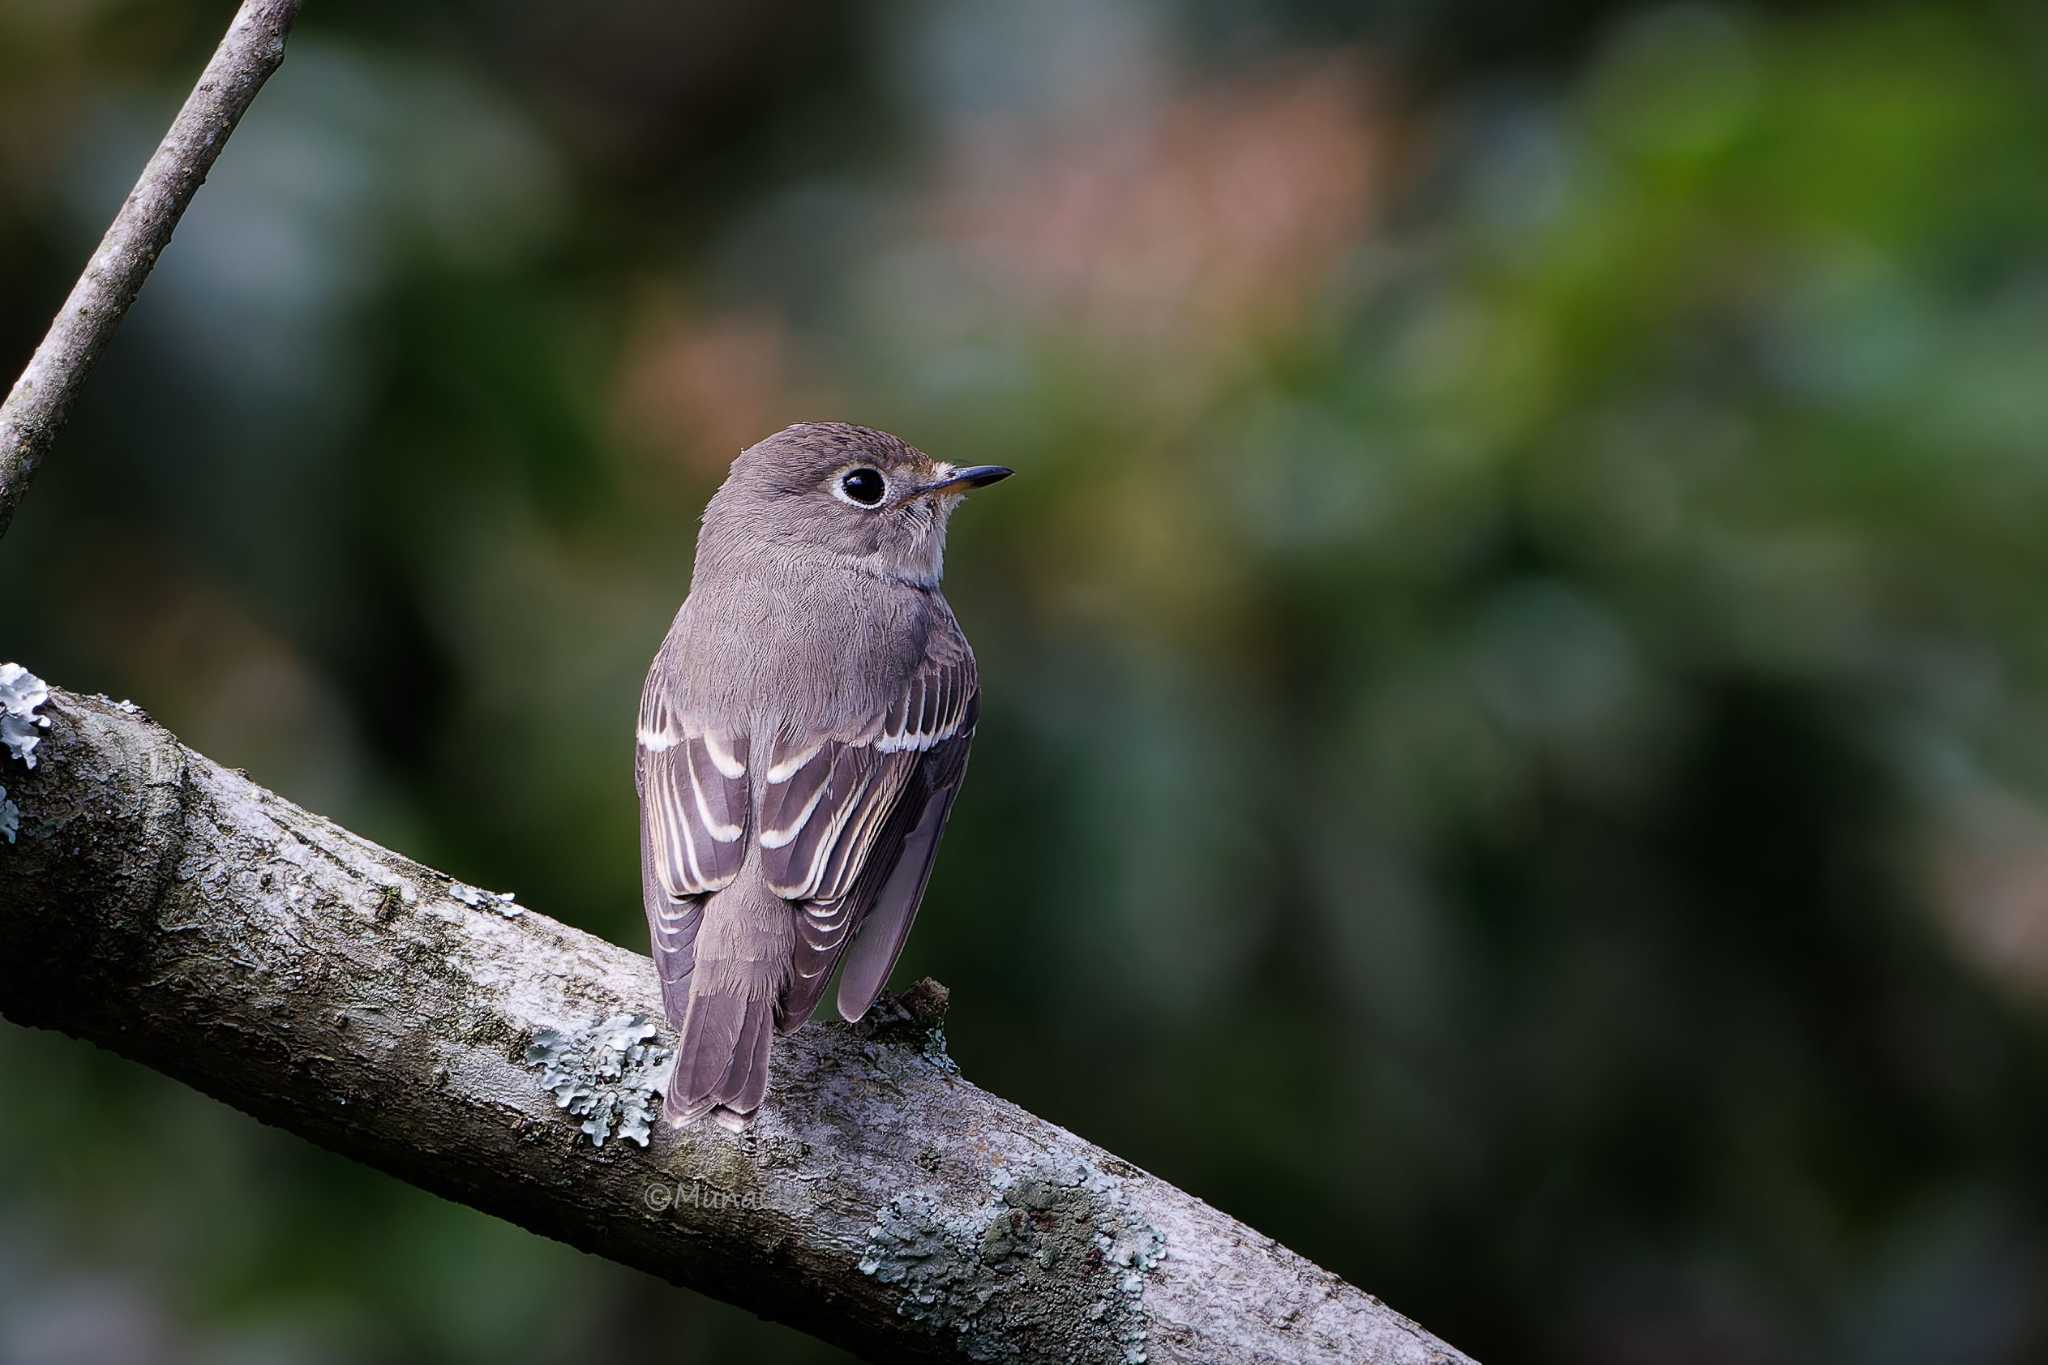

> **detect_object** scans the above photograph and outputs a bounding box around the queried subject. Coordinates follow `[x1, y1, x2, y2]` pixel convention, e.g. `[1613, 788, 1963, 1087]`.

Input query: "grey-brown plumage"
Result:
[635, 423, 1010, 1129]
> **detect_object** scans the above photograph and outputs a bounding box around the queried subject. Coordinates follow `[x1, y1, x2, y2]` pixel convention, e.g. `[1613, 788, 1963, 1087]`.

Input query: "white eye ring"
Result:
[831, 466, 890, 508]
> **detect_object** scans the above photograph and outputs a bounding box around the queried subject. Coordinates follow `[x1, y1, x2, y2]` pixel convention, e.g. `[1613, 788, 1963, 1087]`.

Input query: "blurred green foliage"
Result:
[5, 2, 2048, 1362]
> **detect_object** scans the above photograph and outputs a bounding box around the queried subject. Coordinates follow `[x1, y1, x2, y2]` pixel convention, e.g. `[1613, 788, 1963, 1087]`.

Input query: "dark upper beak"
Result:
[921, 464, 1014, 497]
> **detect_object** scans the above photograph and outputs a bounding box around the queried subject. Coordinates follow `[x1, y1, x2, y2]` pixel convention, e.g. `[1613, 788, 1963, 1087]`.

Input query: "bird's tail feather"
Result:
[664, 881, 789, 1130]
[665, 984, 774, 1129]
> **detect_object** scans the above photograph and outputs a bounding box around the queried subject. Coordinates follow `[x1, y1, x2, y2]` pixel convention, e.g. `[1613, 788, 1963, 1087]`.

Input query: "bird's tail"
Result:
[664, 879, 791, 1131]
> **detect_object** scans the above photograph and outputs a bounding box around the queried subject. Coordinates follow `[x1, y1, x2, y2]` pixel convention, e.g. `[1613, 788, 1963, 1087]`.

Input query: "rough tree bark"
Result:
[0, 684, 1475, 1365]
[0, 0, 303, 538]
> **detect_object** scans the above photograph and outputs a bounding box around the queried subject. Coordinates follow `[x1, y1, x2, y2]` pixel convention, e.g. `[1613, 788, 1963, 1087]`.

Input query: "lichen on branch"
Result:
[0, 684, 1473, 1365]
[0, 662, 51, 842]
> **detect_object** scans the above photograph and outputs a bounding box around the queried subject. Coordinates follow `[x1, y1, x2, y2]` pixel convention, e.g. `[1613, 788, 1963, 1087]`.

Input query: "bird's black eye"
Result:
[839, 467, 886, 506]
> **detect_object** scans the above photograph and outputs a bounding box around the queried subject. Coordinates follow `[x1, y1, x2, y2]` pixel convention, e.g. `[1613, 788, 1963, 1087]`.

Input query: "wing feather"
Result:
[770, 622, 980, 1030]
[837, 733, 971, 1021]
[638, 687, 749, 898]
[636, 667, 750, 1024]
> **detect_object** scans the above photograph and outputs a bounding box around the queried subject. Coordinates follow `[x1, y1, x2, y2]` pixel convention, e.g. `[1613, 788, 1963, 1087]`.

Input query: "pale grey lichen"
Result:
[1, 663, 52, 770]
[1, 663, 51, 844]
[449, 881, 524, 917]
[919, 1021, 961, 1074]
[857, 1153, 1167, 1363]
[525, 1013, 671, 1148]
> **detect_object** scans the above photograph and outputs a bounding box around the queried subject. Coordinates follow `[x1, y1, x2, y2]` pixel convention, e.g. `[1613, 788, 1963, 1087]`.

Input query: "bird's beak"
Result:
[920, 464, 1014, 498]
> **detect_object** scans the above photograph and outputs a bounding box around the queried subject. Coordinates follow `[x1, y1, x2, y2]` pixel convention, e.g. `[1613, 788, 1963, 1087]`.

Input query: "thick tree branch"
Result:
[0, 0, 302, 539]
[0, 682, 1475, 1365]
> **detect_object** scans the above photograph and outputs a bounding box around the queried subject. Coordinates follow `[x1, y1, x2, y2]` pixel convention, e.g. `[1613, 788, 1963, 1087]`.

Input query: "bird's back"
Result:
[662, 557, 946, 741]
[641, 560, 975, 1129]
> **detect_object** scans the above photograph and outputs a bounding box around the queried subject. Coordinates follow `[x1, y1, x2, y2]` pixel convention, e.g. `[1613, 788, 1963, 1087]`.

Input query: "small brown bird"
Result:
[635, 423, 1011, 1129]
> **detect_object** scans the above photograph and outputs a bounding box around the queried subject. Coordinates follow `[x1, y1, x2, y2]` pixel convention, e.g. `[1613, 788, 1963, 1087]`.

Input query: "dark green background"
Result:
[5, 2, 2048, 1361]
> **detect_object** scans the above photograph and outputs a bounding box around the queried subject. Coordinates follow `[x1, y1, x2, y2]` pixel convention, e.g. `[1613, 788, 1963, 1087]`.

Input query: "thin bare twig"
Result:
[0, 0, 303, 539]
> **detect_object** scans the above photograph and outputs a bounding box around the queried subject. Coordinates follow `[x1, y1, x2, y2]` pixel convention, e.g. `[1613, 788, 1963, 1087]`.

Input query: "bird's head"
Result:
[700, 423, 1012, 588]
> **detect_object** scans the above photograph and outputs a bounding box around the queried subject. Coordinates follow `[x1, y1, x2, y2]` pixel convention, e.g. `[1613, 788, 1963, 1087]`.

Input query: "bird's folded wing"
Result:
[833, 733, 970, 1022]
[635, 679, 751, 1019]
[638, 686, 751, 898]
[765, 626, 979, 1028]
